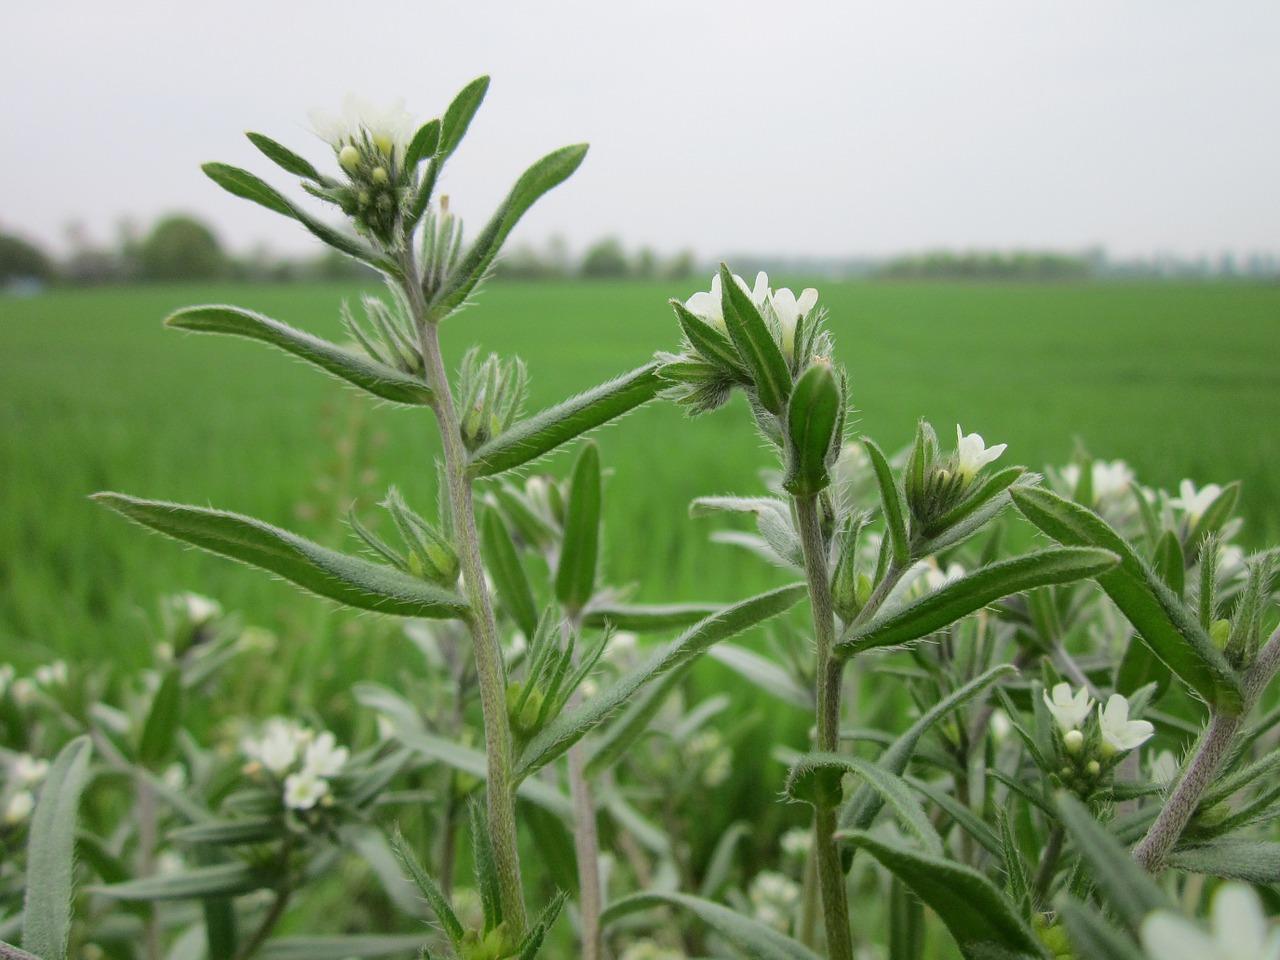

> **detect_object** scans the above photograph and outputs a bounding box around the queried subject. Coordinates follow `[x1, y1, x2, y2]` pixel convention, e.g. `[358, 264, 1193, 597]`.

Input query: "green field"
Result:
[3, 278, 1279, 674]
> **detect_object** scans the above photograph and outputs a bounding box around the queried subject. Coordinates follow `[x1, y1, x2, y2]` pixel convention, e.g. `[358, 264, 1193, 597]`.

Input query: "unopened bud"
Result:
[1086, 760, 1101, 777]
[1210, 618, 1232, 650]
[338, 144, 361, 174]
[372, 166, 389, 184]
[1063, 729, 1084, 754]
[783, 359, 842, 497]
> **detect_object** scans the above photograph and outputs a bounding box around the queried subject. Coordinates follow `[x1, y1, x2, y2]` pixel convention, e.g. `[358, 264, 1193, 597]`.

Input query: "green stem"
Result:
[794, 495, 854, 960]
[563, 615, 602, 960]
[233, 839, 294, 960]
[404, 252, 528, 936]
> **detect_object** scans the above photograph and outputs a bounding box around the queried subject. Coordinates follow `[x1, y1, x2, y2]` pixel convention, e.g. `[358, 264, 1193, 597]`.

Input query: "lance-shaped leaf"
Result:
[257, 936, 431, 960]
[166, 305, 432, 406]
[603, 891, 822, 960]
[22, 736, 92, 960]
[430, 143, 589, 319]
[865, 437, 910, 566]
[783, 360, 842, 497]
[1055, 793, 1171, 934]
[391, 827, 464, 947]
[437, 76, 490, 162]
[466, 363, 661, 477]
[1011, 486, 1241, 711]
[1166, 839, 1280, 883]
[93, 494, 468, 619]
[582, 602, 722, 633]
[404, 118, 441, 170]
[923, 465, 1025, 540]
[92, 863, 271, 901]
[138, 666, 182, 767]
[837, 547, 1118, 658]
[201, 163, 397, 274]
[480, 508, 539, 639]
[169, 818, 280, 847]
[517, 584, 806, 778]
[1055, 896, 1145, 960]
[718, 262, 791, 415]
[672, 299, 748, 376]
[707, 643, 812, 710]
[840, 665, 1016, 831]
[788, 753, 943, 855]
[245, 132, 321, 181]
[515, 892, 568, 960]
[555, 442, 601, 613]
[842, 830, 1047, 960]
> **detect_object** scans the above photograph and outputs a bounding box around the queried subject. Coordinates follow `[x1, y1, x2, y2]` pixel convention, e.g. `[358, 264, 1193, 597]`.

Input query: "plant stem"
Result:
[404, 252, 527, 936]
[136, 777, 162, 960]
[234, 840, 294, 960]
[1032, 826, 1064, 901]
[563, 615, 602, 960]
[794, 494, 854, 960]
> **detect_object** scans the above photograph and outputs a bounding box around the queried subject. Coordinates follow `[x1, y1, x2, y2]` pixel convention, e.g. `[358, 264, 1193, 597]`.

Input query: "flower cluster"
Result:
[683, 271, 819, 363]
[3, 752, 50, 826]
[749, 870, 802, 933]
[1142, 882, 1280, 960]
[1042, 683, 1155, 797]
[0, 659, 68, 708]
[241, 718, 349, 811]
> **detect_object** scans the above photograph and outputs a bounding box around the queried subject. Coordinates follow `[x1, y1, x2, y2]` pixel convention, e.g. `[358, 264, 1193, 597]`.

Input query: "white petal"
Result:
[797, 288, 819, 314]
[1212, 884, 1268, 957]
[1141, 912, 1218, 960]
[752, 272, 770, 303]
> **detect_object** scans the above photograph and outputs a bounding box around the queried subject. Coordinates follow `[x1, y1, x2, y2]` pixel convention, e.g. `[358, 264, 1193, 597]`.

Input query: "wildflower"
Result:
[309, 95, 416, 164]
[1098, 694, 1154, 756]
[749, 870, 801, 933]
[683, 272, 752, 331]
[1043, 683, 1094, 732]
[162, 762, 188, 791]
[989, 709, 1013, 744]
[180, 591, 221, 625]
[923, 560, 966, 592]
[1141, 882, 1280, 960]
[1149, 750, 1179, 786]
[4, 790, 35, 825]
[34, 660, 68, 686]
[302, 731, 349, 777]
[780, 828, 813, 859]
[955, 426, 1007, 479]
[243, 718, 307, 775]
[763, 279, 818, 361]
[1170, 480, 1223, 525]
[283, 770, 331, 811]
[12, 754, 49, 786]
[10, 678, 36, 706]
[1063, 730, 1084, 755]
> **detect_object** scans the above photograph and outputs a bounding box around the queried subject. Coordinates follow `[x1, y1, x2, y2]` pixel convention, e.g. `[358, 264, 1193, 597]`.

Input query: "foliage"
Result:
[0, 233, 55, 285]
[137, 214, 230, 282]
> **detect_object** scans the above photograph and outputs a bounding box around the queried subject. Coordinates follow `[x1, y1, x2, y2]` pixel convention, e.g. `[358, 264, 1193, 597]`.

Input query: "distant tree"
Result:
[0, 232, 55, 284]
[139, 214, 229, 281]
[663, 249, 697, 281]
[579, 236, 630, 279]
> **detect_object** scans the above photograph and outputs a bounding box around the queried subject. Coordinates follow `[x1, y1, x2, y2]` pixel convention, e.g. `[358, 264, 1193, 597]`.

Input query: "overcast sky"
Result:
[5, 0, 1279, 261]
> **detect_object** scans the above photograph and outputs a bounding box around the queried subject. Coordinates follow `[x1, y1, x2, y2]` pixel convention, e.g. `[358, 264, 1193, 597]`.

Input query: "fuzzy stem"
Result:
[795, 495, 854, 960]
[563, 616, 602, 960]
[404, 252, 528, 936]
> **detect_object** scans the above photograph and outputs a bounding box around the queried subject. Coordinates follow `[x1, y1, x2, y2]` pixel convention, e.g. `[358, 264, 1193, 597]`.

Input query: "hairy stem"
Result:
[404, 252, 527, 936]
[795, 495, 854, 960]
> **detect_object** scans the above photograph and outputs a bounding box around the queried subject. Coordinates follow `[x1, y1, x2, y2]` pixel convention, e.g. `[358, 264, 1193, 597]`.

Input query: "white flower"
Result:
[243, 718, 309, 775]
[12, 754, 49, 786]
[1043, 683, 1094, 732]
[923, 561, 966, 592]
[683, 273, 741, 331]
[955, 425, 1007, 478]
[1092, 460, 1134, 500]
[1149, 750, 1179, 786]
[1170, 480, 1223, 524]
[1141, 882, 1280, 960]
[302, 731, 349, 777]
[309, 95, 416, 162]
[4, 790, 35, 825]
[34, 661, 67, 686]
[1098, 694, 1154, 755]
[764, 281, 818, 361]
[10, 678, 36, 706]
[749, 870, 801, 932]
[162, 762, 188, 791]
[180, 591, 221, 625]
[780, 827, 813, 858]
[282, 771, 330, 811]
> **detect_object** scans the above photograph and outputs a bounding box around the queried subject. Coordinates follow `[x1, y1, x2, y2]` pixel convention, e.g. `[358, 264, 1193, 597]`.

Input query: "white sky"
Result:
[4, 0, 1279, 260]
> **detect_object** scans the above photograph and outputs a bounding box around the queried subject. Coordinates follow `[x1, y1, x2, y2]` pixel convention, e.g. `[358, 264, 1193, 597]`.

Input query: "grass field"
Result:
[3, 278, 1279, 675]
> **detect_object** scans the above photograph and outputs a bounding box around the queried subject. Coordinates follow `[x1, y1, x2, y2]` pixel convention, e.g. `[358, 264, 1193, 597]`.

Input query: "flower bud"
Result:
[338, 144, 361, 174]
[371, 166, 389, 184]
[783, 359, 843, 498]
[1210, 618, 1232, 650]
[1086, 759, 1101, 777]
[1063, 729, 1084, 754]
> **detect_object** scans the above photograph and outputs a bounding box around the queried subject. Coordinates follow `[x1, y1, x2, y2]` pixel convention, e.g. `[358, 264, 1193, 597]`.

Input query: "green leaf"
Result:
[166, 305, 432, 406]
[1115, 633, 1172, 701]
[389, 827, 462, 943]
[717, 262, 791, 416]
[582, 602, 722, 633]
[245, 132, 321, 181]
[469, 801, 502, 934]
[838, 548, 1118, 657]
[1055, 896, 1145, 960]
[138, 666, 182, 767]
[699, 822, 751, 899]
[515, 891, 568, 960]
[924, 465, 1025, 540]
[1010, 487, 1241, 711]
[1166, 839, 1280, 883]
[672, 300, 747, 376]
[168, 818, 279, 846]
[706, 643, 812, 710]
[865, 438, 910, 567]
[603, 891, 822, 960]
[783, 360, 842, 497]
[22, 736, 92, 960]
[840, 665, 1016, 832]
[1054, 793, 1171, 934]
[841, 830, 1047, 959]
[93, 494, 468, 619]
[788, 753, 943, 855]
[1186, 482, 1241, 552]
[466, 364, 661, 477]
[1152, 530, 1186, 597]
[890, 878, 926, 960]
[518, 584, 806, 777]
[431, 143, 589, 318]
[584, 670, 685, 778]
[480, 508, 540, 640]
[257, 936, 429, 960]
[92, 863, 270, 901]
[555, 442, 601, 613]
[404, 119, 441, 169]
[437, 76, 490, 161]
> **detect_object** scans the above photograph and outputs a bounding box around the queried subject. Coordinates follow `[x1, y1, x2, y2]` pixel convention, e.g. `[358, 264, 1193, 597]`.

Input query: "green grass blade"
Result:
[466, 363, 662, 477]
[166, 305, 432, 406]
[838, 547, 1118, 657]
[1010, 486, 1241, 711]
[93, 494, 468, 619]
[22, 735, 92, 960]
[554, 442, 601, 613]
[603, 891, 823, 960]
[137, 666, 182, 767]
[518, 583, 806, 778]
